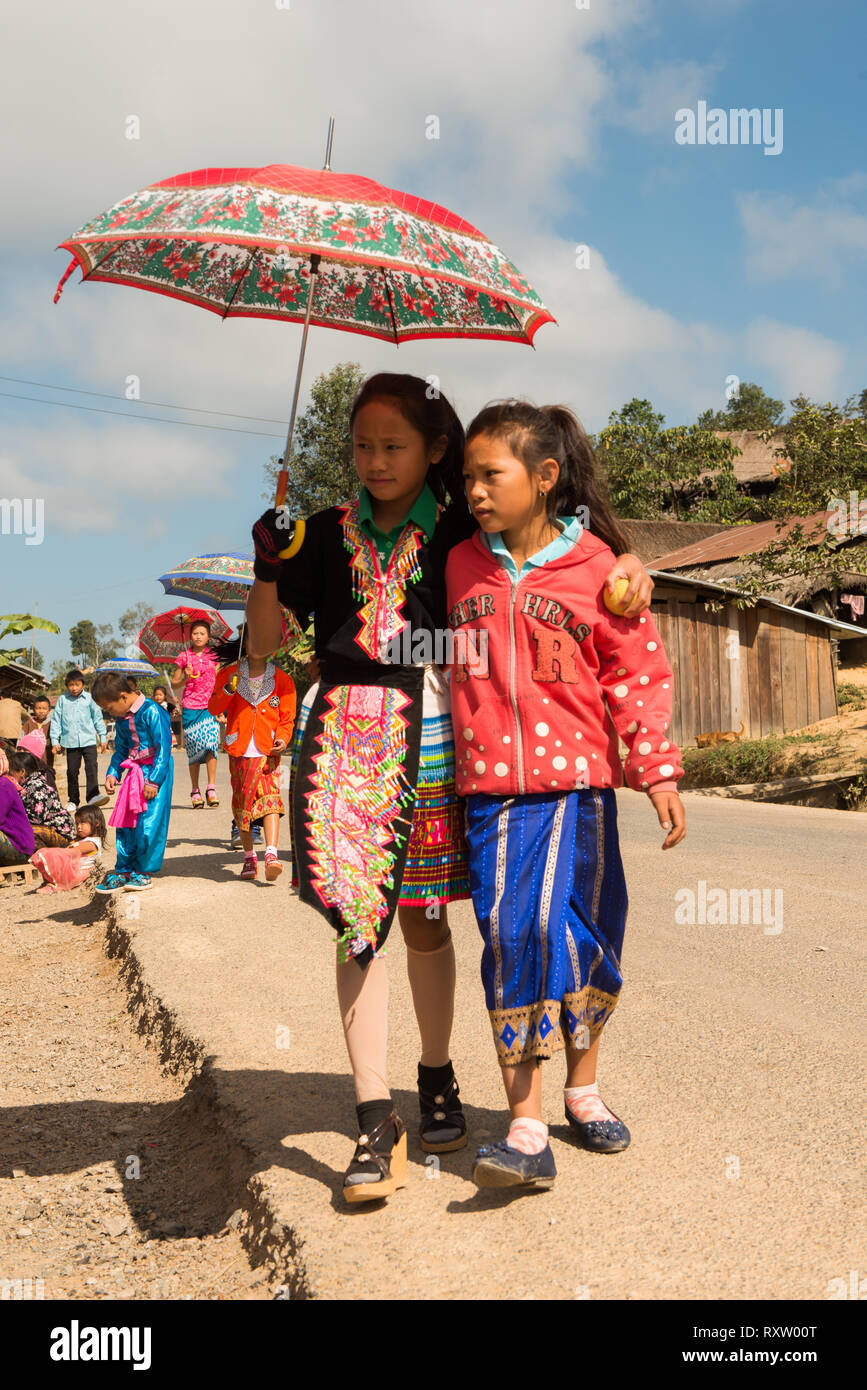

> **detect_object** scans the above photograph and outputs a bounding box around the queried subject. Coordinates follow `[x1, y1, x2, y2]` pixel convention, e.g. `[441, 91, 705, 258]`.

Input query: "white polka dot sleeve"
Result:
[594, 602, 683, 795]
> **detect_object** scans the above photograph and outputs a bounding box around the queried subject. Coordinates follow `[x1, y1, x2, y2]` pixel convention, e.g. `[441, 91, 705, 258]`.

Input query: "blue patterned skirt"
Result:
[182, 707, 221, 765]
[464, 787, 628, 1066]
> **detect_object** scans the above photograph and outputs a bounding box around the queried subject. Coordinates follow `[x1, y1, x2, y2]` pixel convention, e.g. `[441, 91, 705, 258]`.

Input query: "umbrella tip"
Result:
[323, 115, 336, 171]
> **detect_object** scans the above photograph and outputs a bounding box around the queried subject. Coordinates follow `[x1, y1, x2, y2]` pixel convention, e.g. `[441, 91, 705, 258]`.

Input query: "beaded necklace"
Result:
[338, 498, 441, 662]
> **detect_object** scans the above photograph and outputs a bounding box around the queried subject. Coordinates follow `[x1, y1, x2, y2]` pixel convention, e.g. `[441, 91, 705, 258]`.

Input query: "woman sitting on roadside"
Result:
[0, 747, 36, 866]
[7, 748, 75, 848]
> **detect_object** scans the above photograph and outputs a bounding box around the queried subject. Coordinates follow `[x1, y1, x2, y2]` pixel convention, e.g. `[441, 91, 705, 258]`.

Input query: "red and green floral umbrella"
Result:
[55, 163, 554, 347]
[54, 120, 557, 529]
[137, 606, 232, 666]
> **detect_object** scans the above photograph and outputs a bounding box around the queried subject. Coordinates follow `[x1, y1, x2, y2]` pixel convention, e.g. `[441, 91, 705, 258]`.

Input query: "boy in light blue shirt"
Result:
[50, 669, 108, 808]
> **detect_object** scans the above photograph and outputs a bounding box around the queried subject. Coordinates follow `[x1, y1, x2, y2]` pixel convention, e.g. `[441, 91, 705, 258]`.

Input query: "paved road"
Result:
[85, 751, 866, 1299]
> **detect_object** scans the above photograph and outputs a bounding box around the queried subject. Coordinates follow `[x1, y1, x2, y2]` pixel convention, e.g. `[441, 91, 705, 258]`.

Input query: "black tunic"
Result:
[276, 497, 475, 962]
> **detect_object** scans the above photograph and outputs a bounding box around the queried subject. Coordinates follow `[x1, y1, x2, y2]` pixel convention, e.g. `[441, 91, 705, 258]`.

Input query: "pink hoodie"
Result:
[445, 529, 683, 799]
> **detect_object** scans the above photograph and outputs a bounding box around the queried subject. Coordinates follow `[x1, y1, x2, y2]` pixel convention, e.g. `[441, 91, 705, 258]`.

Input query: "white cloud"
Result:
[1, 0, 645, 253]
[738, 186, 867, 288]
[612, 60, 724, 137]
[0, 419, 235, 537]
[743, 318, 846, 404]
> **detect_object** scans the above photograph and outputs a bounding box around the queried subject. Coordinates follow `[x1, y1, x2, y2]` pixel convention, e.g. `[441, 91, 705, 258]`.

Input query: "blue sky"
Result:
[1, 0, 865, 670]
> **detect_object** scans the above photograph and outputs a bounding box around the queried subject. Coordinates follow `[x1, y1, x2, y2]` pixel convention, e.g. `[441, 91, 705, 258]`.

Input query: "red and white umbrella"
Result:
[55, 120, 557, 529]
[137, 606, 231, 666]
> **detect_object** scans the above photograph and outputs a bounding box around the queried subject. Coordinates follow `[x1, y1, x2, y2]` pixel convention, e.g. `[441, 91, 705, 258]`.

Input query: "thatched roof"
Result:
[620, 519, 728, 564]
[714, 429, 789, 483]
[0, 660, 50, 702]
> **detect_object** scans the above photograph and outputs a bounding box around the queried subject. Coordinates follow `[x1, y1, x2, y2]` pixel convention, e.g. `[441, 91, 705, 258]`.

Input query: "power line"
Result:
[0, 389, 284, 439]
[0, 374, 289, 425]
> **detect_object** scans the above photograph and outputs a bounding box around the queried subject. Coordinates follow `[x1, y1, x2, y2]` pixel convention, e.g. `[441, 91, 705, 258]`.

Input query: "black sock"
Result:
[356, 1099, 395, 1154]
[418, 1060, 454, 1094]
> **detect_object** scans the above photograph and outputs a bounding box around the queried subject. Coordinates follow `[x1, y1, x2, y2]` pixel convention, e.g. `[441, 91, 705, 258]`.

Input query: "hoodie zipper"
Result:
[507, 574, 526, 794]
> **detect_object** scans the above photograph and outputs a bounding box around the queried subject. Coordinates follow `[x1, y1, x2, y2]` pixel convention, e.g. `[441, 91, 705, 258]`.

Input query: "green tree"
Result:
[0, 614, 60, 668]
[697, 381, 786, 432]
[597, 398, 745, 522]
[763, 395, 867, 518]
[118, 602, 156, 654]
[263, 361, 366, 515]
[857, 387, 867, 419]
[69, 619, 97, 666]
[701, 394, 867, 609]
[68, 619, 119, 666]
[28, 648, 44, 672]
[95, 624, 119, 663]
[48, 658, 72, 690]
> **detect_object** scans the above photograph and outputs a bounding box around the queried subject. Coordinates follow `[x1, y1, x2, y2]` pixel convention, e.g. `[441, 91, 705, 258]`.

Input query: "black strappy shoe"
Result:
[418, 1063, 468, 1154]
[342, 1109, 407, 1205]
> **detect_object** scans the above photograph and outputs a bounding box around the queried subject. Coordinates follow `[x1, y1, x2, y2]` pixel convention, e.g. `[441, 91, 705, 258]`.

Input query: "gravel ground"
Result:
[3, 749, 864, 1301]
[0, 874, 283, 1302]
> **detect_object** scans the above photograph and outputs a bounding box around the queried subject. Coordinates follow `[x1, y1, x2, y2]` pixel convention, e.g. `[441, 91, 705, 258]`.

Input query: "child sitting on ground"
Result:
[31, 805, 107, 893]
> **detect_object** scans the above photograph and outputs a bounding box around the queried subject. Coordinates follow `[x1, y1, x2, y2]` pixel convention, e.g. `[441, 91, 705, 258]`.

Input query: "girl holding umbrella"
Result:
[138, 608, 231, 809]
[169, 620, 222, 807]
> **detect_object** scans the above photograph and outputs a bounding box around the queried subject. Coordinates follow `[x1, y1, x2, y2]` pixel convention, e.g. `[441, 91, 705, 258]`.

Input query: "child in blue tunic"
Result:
[91, 672, 174, 893]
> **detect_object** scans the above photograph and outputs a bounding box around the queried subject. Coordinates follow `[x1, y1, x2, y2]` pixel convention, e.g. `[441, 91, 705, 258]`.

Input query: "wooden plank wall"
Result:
[650, 599, 838, 745]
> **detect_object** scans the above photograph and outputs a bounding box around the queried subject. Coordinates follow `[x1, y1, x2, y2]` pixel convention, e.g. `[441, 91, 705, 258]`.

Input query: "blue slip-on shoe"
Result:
[123, 872, 153, 892]
[230, 823, 242, 849]
[472, 1139, 557, 1190]
[252, 824, 264, 844]
[564, 1104, 631, 1153]
[95, 871, 130, 894]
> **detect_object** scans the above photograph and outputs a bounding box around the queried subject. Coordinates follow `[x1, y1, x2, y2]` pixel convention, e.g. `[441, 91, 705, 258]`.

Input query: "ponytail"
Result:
[211, 633, 246, 668]
[465, 399, 630, 555]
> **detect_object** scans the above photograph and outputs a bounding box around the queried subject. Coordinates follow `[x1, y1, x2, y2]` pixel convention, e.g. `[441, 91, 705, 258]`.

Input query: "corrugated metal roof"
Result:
[650, 510, 832, 569]
[648, 568, 867, 639]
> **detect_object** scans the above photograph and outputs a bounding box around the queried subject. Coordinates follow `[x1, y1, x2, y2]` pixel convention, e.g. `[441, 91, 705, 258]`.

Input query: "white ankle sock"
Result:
[564, 1081, 615, 1123]
[507, 1116, 548, 1155]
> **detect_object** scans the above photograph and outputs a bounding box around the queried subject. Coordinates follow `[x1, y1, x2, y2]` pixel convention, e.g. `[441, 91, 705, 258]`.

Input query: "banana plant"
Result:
[0, 613, 60, 667]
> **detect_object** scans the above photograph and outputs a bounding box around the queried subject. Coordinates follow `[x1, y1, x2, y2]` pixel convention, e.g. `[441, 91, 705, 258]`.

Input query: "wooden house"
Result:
[646, 570, 864, 747]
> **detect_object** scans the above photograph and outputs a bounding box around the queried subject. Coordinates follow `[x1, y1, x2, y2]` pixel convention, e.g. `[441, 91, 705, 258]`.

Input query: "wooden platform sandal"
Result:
[342, 1110, 407, 1205]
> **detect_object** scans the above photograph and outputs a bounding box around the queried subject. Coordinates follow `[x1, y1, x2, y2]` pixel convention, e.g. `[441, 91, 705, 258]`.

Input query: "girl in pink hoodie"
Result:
[446, 400, 687, 1192]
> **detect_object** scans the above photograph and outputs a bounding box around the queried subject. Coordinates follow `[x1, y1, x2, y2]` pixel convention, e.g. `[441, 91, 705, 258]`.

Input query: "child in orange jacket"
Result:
[208, 636, 296, 882]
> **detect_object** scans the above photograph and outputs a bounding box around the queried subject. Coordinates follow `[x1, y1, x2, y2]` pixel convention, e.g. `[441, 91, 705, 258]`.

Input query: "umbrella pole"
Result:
[274, 252, 320, 513]
[274, 115, 334, 521]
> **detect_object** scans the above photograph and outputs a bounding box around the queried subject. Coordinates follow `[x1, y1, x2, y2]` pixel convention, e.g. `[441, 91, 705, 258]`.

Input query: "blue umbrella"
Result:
[96, 656, 159, 677]
[157, 552, 253, 611]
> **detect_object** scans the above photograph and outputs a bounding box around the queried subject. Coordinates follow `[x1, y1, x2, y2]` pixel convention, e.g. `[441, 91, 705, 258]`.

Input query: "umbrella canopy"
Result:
[55, 163, 555, 346]
[138, 606, 231, 665]
[157, 553, 305, 648]
[96, 656, 159, 677]
[157, 552, 255, 611]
